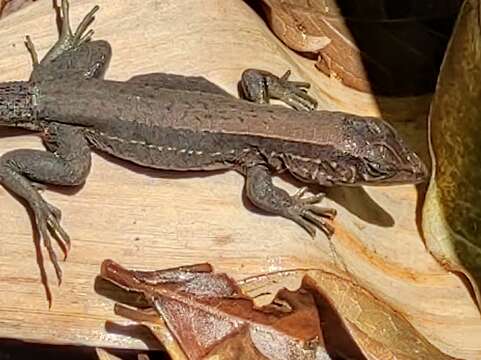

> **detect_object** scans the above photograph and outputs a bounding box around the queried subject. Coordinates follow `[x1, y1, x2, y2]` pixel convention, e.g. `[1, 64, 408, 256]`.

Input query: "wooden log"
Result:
[0, 1, 479, 358]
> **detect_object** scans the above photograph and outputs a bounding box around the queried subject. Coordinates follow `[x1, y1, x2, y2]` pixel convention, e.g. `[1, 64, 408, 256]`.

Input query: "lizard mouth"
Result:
[365, 161, 392, 178]
[362, 137, 429, 185]
[360, 151, 429, 185]
[364, 163, 428, 185]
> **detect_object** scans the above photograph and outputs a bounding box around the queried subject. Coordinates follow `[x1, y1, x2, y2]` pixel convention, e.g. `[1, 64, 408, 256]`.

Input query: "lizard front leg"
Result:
[243, 164, 337, 237]
[41, 0, 99, 64]
[240, 69, 318, 111]
[26, 0, 111, 83]
[0, 123, 91, 283]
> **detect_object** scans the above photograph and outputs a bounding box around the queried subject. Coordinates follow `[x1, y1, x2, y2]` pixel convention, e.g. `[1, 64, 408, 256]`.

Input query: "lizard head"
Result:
[283, 114, 428, 187]
[344, 117, 429, 186]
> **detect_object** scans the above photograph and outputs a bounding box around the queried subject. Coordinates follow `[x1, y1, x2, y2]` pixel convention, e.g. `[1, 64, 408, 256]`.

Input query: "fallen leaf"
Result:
[100, 261, 457, 360]
[422, 0, 481, 310]
[100, 260, 329, 360]
[0, 0, 35, 18]
[255, 0, 461, 95]
[241, 270, 459, 360]
[304, 271, 457, 360]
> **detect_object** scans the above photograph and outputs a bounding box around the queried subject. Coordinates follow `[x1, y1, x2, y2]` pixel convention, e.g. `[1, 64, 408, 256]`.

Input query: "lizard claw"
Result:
[275, 70, 318, 112]
[283, 188, 337, 238]
[46, 202, 63, 223]
[71, 3, 99, 47]
[36, 0, 100, 65]
[58, 0, 99, 50]
[33, 199, 71, 285]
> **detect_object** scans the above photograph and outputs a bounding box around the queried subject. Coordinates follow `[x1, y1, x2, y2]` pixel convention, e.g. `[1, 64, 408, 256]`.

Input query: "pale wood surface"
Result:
[0, 1, 479, 358]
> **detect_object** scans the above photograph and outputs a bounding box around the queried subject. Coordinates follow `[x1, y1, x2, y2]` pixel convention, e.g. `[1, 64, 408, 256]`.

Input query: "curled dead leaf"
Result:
[255, 0, 461, 96]
[241, 270, 458, 360]
[303, 271, 457, 360]
[0, 0, 35, 18]
[423, 0, 481, 310]
[100, 260, 328, 360]
[100, 261, 457, 360]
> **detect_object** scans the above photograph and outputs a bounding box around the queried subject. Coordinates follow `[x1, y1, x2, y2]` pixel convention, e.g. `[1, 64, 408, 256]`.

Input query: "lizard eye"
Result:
[366, 161, 382, 175]
[364, 159, 393, 180]
[370, 143, 403, 166]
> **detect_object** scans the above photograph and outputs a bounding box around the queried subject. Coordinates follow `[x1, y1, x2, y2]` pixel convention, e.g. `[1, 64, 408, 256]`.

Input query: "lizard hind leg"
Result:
[244, 165, 337, 237]
[0, 157, 71, 284]
[0, 123, 92, 286]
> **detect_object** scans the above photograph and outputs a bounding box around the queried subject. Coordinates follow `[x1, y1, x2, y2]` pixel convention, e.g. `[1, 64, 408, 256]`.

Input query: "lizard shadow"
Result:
[93, 150, 229, 180]
[0, 128, 32, 138]
[103, 322, 163, 351]
[95, 150, 394, 227]
[0, 337, 134, 359]
[275, 171, 395, 228]
[1, 136, 394, 228]
[94, 276, 164, 350]
[2, 186, 55, 304]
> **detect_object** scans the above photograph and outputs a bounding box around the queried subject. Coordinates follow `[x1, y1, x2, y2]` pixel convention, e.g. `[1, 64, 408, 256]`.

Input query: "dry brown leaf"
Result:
[305, 271, 457, 360]
[240, 270, 458, 360]
[422, 0, 481, 310]
[100, 261, 458, 360]
[0, 0, 35, 18]
[256, 0, 461, 96]
[100, 260, 328, 360]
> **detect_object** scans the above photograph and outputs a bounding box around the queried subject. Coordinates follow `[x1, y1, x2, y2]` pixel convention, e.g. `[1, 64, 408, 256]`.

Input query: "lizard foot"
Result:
[283, 187, 337, 238]
[276, 70, 318, 111]
[33, 199, 71, 285]
[241, 68, 318, 111]
[27, 0, 100, 65]
[56, 0, 99, 51]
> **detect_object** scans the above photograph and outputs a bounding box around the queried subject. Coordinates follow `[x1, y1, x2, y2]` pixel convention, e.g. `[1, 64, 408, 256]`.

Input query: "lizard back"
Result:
[35, 78, 426, 185]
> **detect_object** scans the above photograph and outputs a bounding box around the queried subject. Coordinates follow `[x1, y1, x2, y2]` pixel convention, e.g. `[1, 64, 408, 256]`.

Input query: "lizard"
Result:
[0, 0, 428, 286]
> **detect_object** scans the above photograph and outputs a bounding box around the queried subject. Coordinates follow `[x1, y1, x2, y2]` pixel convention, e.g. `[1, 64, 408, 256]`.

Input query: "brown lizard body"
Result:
[0, 1, 427, 286]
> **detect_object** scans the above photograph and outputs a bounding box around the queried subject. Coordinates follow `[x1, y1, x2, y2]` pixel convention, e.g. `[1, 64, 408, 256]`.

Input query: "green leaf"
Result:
[423, 0, 481, 310]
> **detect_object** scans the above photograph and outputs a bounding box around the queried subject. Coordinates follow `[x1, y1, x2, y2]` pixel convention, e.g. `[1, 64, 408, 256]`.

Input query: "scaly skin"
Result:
[0, 0, 428, 290]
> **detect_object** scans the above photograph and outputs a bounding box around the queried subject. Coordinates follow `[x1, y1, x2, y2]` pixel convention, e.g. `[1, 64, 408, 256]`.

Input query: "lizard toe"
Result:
[284, 189, 337, 238]
[289, 213, 317, 238]
[302, 211, 335, 238]
[282, 91, 318, 112]
[35, 210, 63, 285]
[46, 202, 62, 222]
[277, 76, 318, 111]
[305, 205, 337, 219]
[72, 5, 99, 46]
[297, 192, 326, 205]
[33, 200, 71, 285]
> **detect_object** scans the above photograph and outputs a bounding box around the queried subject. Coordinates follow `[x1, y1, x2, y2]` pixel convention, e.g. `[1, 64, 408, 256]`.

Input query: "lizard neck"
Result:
[0, 81, 41, 130]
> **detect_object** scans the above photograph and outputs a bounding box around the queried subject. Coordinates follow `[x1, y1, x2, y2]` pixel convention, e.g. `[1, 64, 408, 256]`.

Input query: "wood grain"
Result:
[0, 0, 35, 18]
[0, 0, 479, 358]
